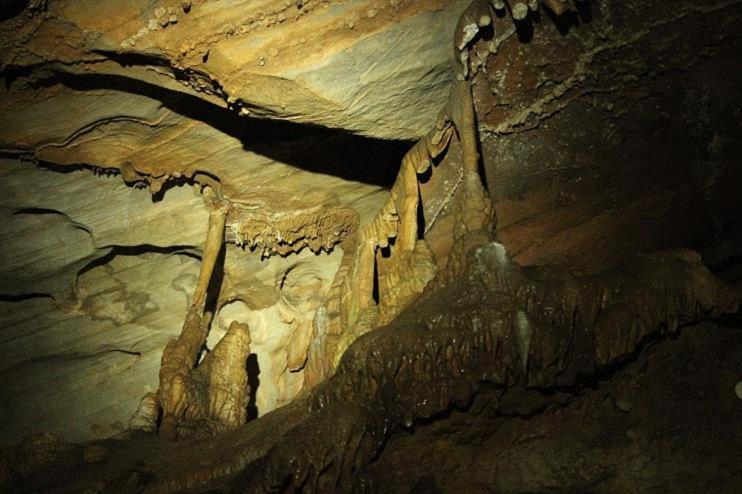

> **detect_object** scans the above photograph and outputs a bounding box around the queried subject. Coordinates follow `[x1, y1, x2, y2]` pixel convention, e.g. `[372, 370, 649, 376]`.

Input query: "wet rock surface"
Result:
[0, 0, 741, 492]
[0, 246, 739, 492]
[362, 319, 742, 493]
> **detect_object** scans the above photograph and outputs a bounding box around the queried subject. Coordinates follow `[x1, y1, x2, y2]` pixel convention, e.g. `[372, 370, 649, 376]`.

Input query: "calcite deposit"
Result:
[0, 0, 741, 492]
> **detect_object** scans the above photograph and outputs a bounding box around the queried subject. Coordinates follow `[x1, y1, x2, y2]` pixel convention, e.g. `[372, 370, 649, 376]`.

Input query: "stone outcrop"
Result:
[1, 242, 737, 492]
[0, 0, 741, 491]
[235, 245, 739, 493]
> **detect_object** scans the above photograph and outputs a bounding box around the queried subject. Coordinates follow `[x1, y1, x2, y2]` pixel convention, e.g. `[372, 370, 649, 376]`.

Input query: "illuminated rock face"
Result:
[0, 163, 207, 445]
[0, 0, 740, 467]
[0, 0, 480, 444]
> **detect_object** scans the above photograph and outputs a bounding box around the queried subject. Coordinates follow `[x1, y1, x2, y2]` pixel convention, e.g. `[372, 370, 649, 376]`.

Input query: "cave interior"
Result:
[0, 0, 741, 492]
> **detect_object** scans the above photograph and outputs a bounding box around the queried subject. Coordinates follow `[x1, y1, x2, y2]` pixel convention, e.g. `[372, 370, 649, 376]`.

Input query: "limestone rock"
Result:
[0, 0, 740, 470]
[0, 0, 471, 139]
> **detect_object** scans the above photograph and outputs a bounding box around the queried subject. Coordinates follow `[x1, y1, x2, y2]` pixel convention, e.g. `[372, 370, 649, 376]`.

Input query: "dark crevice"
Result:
[372, 259, 380, 306]
[193, 169, 221, 185]
[0, 149, 29, 159]
[0, 0, 27, 22]
[90, 50, 176, 71]
[32, 72, 414, 188]
[76, 244, 201, 282]
[246, 353, 260, 421]
[11, 206, 93, 235]
[416, 188, 426, 240]
[29, 159, 213, 203]
[380, 236, 397, 259]
[204, 244, 226, 315]
[33, 160, 119, 175]
[76, 348, 143, 359]
[543, 3, 588, 35]
[475, 128, 490, 195]
[514, 16, 535, 43]
[0, 292, 54, 302]
[154, 406, 164, 432]
[12, 207, 69, 216]
[149, 174, 217, 203]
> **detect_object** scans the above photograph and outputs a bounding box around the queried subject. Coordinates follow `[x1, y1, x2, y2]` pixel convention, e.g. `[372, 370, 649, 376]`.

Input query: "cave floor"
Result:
[3, 316, 739, 494]
[363, 319, 742, 493]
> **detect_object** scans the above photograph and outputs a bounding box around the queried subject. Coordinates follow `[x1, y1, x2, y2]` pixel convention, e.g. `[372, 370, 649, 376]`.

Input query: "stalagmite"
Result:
[203, 321, 252, 431]
[157, 306, 211, 438]
[157, 315, 253, 438]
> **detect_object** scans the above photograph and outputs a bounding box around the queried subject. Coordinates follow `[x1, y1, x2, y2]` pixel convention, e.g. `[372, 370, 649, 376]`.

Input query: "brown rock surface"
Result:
[0, 0, 741, 491]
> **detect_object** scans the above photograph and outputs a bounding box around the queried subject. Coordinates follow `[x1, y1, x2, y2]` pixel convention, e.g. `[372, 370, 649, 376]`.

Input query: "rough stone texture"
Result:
[361, 320, 742, 493]
[216, 247, 344, 415]
[0, 0, 473, 139]
[0, 251, 199, 446]
[471, 0, 742, 270]
[0, 160, 207, 446]
[0, 244, 737, 492]
[0, 0, 741, 490]
[0, 160, 208, 298]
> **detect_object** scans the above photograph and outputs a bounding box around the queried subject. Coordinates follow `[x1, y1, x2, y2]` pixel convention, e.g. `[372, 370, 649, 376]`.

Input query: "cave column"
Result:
[156, 189, 231, 437]
[451, 79, 479, 175]
[191, 193, 230, 309]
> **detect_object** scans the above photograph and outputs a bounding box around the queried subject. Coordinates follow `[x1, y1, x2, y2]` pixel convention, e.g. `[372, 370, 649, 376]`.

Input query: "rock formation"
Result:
[0, 0, 741, 492]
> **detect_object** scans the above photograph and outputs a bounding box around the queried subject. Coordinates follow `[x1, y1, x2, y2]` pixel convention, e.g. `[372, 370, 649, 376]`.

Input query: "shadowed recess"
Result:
[29, 72, 415, 188]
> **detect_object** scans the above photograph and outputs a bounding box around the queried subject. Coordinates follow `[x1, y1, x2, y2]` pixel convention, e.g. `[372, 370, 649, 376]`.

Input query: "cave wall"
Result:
[0, 0, 740, 451]
[0, 0, 467, 446]
[0, 161, 208, 446]
[471, 0, 742, 271]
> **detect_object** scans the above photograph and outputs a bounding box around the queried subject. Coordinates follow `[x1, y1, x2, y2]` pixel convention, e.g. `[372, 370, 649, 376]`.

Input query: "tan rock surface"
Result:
[0, 0, 740, 460]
